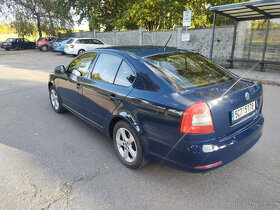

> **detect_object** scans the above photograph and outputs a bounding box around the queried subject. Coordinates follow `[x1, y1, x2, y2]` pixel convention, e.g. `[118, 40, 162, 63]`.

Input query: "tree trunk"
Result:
[48, 12, 55, 36]
[36, 14, 42, 37]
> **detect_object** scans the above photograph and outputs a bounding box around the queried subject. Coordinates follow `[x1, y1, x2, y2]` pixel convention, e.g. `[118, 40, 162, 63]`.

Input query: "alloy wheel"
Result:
[116, 127, 137, 163]
[50, 89, 59, 110]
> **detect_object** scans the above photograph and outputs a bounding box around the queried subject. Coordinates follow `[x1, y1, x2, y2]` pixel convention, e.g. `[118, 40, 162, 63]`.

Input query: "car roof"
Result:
[75, 38, 100, 40]
[96, 45, 187, 58]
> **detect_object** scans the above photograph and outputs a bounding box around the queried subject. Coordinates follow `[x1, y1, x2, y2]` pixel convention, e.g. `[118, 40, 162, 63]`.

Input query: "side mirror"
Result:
[54, 65, 66, 74]
[72, 69, 82, 77]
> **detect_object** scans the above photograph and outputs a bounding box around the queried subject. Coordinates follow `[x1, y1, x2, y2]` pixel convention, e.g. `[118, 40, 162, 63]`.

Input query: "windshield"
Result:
[145, 52, 235, 91]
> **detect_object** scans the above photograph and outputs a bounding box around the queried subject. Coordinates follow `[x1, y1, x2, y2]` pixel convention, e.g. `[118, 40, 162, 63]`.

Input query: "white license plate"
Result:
[232, 101, 256, 122]
[3, 43, 7, 45]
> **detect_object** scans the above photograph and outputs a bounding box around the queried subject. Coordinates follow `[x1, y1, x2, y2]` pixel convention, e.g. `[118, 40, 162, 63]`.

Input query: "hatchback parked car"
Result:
[1, 38, 36, 50]
[64, 38, 110, 55]
[48, 38, 66, 51]
[36, 36, 56, 51]
[48, 46, 264, 171]
[53, 38, 73, 54]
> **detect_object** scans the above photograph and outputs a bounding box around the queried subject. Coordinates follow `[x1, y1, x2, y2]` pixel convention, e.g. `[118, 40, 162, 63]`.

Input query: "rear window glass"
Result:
[6, 38, 15, 42]
[145, 52, 235, 91]
[66, 39, 74, 44]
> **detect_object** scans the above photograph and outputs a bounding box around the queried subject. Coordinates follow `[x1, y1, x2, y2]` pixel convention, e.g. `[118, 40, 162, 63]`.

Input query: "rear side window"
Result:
[76, 39, 85, 44]
[93, 39, 103, 45]
[145, 52, 235, 91]
[91, 54, 122, 83]
[68, 52, 97, 77]
[114, 61, 135, 86]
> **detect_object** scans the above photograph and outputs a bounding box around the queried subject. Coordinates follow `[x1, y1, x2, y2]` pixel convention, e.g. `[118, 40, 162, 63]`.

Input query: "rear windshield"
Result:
[5, 38, 15, 42]
[37, 38, 43, 41]
[145, 52, 235, 91]
[66, 38, 74, 44]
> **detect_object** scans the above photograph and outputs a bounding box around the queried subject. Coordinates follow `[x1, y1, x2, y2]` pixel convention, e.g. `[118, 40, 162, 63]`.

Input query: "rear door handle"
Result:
[109, 94, 117, 101]
[76, 83, 81, 89]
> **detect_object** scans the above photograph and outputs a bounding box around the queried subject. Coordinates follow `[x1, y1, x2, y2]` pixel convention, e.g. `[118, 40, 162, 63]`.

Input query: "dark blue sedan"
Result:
[48, 46, 264, 171]
[1, 38, 36, 50]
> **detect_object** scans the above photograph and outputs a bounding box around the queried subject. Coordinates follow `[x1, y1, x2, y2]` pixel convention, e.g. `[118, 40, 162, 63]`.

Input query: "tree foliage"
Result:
[0, 0, 73, 37]
[69, 0, 249, 31]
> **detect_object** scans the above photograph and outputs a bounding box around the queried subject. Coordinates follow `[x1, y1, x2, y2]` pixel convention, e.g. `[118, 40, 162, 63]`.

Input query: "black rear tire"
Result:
[78, 49, 85, 55]
[41, 45, 48, 52]
[113, 120, 148, 169]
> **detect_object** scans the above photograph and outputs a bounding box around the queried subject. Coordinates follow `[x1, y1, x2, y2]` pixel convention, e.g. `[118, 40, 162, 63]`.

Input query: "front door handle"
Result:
[76, 83, 81, 90]
[109, 94, 117, 101]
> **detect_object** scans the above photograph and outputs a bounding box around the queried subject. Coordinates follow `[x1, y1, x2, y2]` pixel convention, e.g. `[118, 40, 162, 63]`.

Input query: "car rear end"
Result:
[48, 38, 58, 51]
[1, 38, 15, 50]
[64, 38, 77, 55]
[36, 37, 45, 48]
[144, 52, 264, 171]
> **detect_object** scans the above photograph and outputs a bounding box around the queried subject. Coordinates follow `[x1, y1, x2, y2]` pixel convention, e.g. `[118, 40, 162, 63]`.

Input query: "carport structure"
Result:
[209, 0, 280, 71]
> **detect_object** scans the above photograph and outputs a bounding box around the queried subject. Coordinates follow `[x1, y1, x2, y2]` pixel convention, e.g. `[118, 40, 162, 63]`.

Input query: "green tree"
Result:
[0, 0, 73, 37]
[69, 0, 251, 31]
[11, 13, 36, 38]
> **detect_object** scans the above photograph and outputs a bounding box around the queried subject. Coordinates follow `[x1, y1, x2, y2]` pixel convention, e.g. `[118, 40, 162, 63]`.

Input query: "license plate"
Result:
[3, 43, 7, 45]
[232, 101, 256, 122]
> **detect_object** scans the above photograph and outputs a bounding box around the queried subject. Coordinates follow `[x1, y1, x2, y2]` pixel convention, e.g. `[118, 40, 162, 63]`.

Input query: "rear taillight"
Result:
[180, 101, 214, 134]
[8, 43, 12, 46]
[70, 45, 74, 48]
[58, 43, 61, 47]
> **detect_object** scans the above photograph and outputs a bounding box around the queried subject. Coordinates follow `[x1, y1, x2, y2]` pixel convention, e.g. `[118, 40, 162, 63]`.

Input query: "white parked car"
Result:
[64, 38, 110, 55]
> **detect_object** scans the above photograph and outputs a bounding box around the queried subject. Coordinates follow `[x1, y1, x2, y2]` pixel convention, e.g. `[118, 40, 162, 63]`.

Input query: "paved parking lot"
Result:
[0, 49, 280, 209]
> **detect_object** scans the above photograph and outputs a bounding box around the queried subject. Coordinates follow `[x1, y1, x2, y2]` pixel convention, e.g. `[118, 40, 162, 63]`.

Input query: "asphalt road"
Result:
[0, 49, 280, 210]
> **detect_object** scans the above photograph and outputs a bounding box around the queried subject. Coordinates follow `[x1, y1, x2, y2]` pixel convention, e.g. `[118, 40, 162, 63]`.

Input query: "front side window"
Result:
[145, 52, 235, 91]
[114, 61, 135, 86]
[91, 53, 122, 83]
[68, 52, 97, 77]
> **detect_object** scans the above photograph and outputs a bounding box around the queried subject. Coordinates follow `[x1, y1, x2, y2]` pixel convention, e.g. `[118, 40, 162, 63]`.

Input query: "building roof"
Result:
[210, 0, 280, 21]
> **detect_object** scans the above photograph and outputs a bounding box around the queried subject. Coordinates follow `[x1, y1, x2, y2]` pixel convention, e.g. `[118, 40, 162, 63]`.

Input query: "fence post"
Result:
[139, 27, 145, 45]
[177, 26, 183, 49]
[112, 30, 117, 46]
[93, 29, 97, 38]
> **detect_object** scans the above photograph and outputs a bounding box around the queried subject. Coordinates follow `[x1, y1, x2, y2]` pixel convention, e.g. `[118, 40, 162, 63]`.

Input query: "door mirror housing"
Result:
[54, 65, 66, 74]
[72, 69, 82, 77]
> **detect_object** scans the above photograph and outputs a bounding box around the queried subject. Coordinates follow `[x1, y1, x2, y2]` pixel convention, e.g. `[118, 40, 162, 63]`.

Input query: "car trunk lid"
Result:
[183, 78, 263, 138]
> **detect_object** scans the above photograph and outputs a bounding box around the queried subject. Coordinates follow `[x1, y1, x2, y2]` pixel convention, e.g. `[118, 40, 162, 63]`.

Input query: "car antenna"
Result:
[163, 35, 172, 52]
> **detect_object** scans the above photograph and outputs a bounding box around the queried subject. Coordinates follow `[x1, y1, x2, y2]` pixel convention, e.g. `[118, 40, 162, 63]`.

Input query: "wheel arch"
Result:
[48, 81, 55, 90]
[107, 113, 141, 140]
[78, 49, 85, 54]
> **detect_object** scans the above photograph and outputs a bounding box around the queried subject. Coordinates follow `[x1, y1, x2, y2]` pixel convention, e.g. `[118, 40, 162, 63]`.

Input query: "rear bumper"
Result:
[1, 45, 12, 49]
[53, 47, 65, 53]
[146, 114, 264, 172]
[64, 48, 76, 55]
